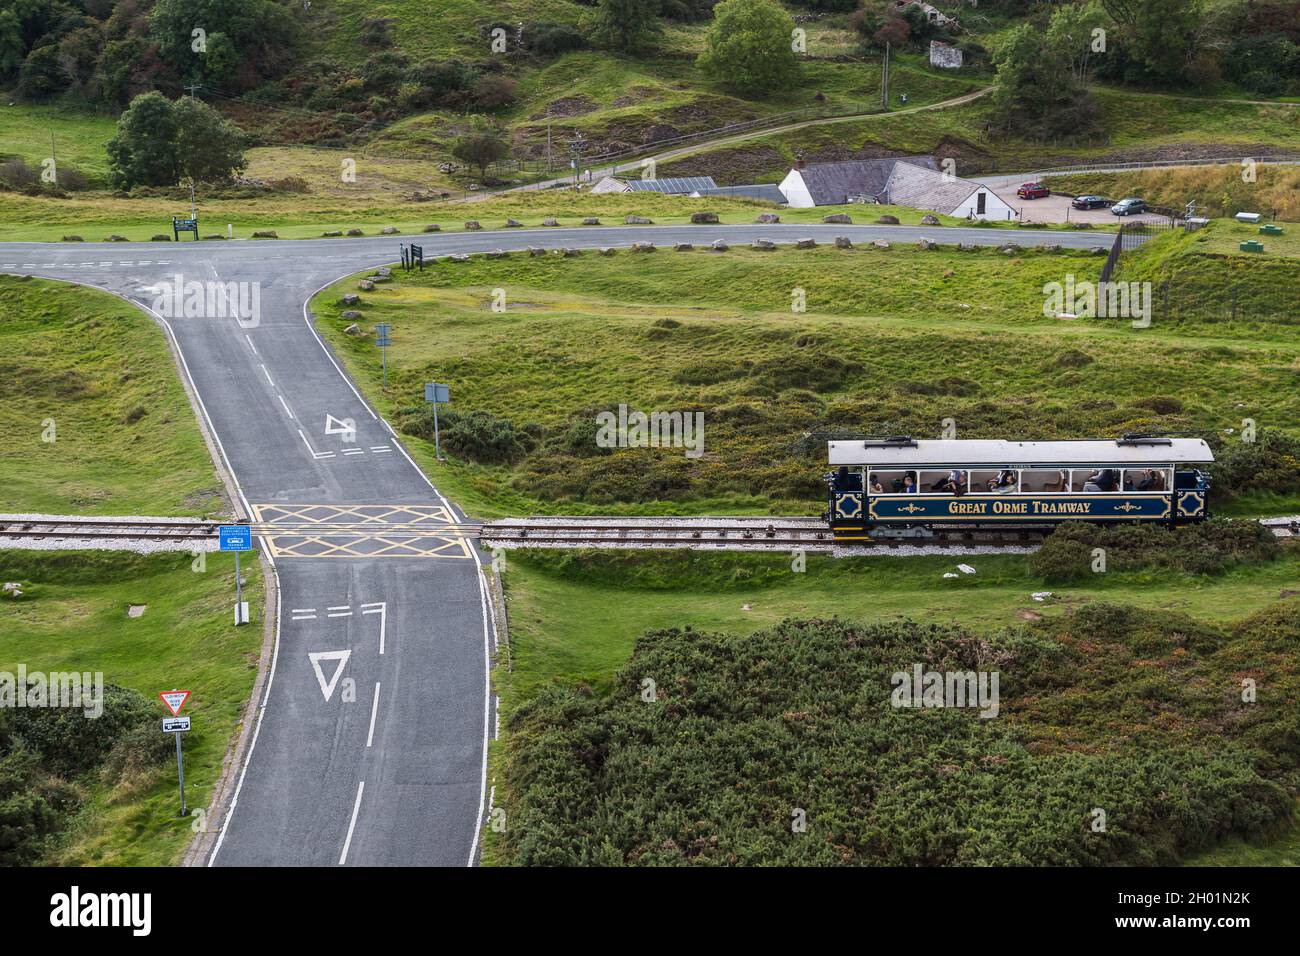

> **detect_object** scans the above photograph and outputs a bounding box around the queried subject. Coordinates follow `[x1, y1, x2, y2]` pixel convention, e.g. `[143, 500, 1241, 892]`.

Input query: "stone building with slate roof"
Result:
[778, 156, 1015, 220]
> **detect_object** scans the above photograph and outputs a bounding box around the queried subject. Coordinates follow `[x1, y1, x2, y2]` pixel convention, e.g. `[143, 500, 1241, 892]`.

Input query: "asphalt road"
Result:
[0, 221, 1107, 867]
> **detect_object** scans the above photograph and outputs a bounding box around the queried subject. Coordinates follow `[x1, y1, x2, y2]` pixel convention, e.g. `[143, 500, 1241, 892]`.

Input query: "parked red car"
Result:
[1016, 182, 1050, 199]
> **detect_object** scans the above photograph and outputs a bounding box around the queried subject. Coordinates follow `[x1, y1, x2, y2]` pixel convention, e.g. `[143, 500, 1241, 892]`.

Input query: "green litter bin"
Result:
[1240, 240, 1264, 252]
[1260, 224, 1283, 236]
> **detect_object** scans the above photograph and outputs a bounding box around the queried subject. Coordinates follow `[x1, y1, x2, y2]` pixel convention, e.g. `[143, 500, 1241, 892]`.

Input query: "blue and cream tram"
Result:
[825, 436, 1213, 540]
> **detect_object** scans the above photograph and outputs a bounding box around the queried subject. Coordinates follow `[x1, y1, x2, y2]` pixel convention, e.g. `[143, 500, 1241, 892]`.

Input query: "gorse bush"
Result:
[1030, 519, 1278, 583]
[0, 685, 168, 865]
[398, 406, 530, 464]
[499, 605, 1300, 865]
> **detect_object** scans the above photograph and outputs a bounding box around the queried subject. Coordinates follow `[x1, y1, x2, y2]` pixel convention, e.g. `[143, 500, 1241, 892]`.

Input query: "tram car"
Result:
[825, 436, 1213, 540]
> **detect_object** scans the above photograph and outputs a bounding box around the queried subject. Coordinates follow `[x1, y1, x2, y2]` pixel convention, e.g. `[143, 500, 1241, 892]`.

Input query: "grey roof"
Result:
[796, 156, 937, 205]
[879, 161, 981, 215]
[690, 184, 786, 203]
[828, 439, 1214, 467]
[624, 176, 717, 194]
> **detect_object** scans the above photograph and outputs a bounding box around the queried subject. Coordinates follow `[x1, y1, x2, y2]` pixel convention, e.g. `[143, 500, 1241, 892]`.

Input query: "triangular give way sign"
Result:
[159, 689, 191, 716]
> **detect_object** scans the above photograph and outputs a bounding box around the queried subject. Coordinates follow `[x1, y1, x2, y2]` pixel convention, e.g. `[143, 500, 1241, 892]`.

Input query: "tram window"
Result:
[1133, 467, 1171, 491]
[1021, 469, 1068, 493]
[1078, 468, 1121, 492]
[920, 469, 969, 494]
[868, 470, 909, 494]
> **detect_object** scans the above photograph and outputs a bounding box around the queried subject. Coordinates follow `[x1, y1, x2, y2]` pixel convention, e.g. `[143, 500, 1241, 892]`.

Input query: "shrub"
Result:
[399, 406, 526, 464]
[1212, 430, 1300, 501]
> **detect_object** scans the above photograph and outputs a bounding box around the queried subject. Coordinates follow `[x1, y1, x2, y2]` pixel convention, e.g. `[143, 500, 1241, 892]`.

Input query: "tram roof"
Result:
[827, 438, 1214, 467]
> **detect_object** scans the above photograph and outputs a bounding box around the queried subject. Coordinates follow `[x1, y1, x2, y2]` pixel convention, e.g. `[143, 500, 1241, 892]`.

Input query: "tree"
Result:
[106, 92, 248, 188]
[1044, 1, 1108, 85]
[697, 0, 798, 97]
[990, 20, 1101, 141]
[1100, 0, 1207, 85]
[150, 0, 299, 90]
[451, 117, 509, 179]
[591, 0, 662, 54]
[15, 43, 65, 100]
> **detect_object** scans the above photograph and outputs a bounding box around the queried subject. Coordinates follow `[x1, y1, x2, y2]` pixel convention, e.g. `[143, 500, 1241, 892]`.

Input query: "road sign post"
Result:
[218, 525, 253, 625]
[375, 323, 391, 388]
[159, 691, 192, 816]
[424, 382, 449, 461]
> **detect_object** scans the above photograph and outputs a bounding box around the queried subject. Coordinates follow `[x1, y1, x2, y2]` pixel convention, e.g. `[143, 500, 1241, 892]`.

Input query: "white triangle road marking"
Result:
[308, 650, 352, 702]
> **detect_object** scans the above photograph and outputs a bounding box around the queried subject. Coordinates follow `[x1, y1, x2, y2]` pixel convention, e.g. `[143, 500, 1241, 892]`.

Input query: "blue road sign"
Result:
[218, 525, 253, 551]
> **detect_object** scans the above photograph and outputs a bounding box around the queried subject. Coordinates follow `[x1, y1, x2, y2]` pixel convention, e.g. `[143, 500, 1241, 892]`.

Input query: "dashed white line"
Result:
[327, 611, 352, 618]
[339, 780, 365, 865]
[244, 334, 258, 355]
[342, 448, 364, 456]
[278, 395, 294, 419]
[259, 364, 275, 388]
[366, 682, 381, 748]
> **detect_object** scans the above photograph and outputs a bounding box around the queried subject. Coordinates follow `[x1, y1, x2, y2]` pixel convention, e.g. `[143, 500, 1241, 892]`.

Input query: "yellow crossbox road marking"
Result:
[250, 503, 476, 560]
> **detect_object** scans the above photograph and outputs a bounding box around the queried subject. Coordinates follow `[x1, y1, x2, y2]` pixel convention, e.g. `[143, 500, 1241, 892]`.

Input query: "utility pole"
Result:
[881, 42, 890, 111]
[49, 132, 57, 187]
[546, 106, 552, 173]
[566, 133, 587, 190]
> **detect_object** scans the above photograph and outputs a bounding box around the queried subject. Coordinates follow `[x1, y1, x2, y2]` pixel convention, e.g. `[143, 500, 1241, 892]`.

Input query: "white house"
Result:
[779, 157, 1015, 221]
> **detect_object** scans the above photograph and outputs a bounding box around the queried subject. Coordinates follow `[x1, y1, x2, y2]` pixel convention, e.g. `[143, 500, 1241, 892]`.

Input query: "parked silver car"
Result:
[1110, 198, 1147, 216]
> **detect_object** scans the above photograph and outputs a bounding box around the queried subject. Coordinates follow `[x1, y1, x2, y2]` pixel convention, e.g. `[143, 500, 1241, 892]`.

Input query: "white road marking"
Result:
[297, 428, 335, 460]
[307, 649, 352, 701]
[361, 602, 386, 655]
[244, 334, 258, 355]
[342, 448, 364, 456]
[327, 611, 352, 618]
[369, 446, 391, 453]
[366, 683, 381, 747]
[278, 394, 294, 418]
[291, 608, 316, 613]
[326, 605, 350, 610]
[259, 363, 275, 388]
[339, 780, 364, 865]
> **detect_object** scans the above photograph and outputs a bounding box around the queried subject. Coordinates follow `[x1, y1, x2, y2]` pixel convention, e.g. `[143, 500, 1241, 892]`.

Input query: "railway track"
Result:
[4, 514, 1295, 550]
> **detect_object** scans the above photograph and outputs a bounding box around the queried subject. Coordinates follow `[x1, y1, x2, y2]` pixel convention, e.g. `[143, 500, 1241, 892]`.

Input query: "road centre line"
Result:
[339, 780, 365, 865]
[278, 394, 294, 418]
[367, 683, 381, 748]
[260, 364, 275, 388]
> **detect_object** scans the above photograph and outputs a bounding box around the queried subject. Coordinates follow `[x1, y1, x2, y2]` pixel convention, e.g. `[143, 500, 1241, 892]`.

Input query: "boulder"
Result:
[875, 215, 900, 225]
[528, 247, 546, 257]
[375, 267, 392, 277]
[504, 219, 524, 228]
[105, 234, 128, 242]
[150, 234, 171, 242]
[674, 242, 693, 251]
[422, 224, 441, 232]
[358, 280, 375, 291]
[343, 323, 362, 336]
[710, 240, 729, 252]
[755, 213, 781, 223]
[341, 310, 363, 320]
[61, 235, 84, 242]
[541, 217, 560, 227]
[599, 247, 616, 256]
[582, 217, 601, 225]
[322, 230, 343, 237]
[1043, 244, 1063, 253]
[346, 228, 365, 236]
[449, 254, 471, 263]
[464, 220, 482, 230]
[956, 243, 978, 252]
[871, 239, 891, 249]
[999, 244, 1022, 254]
[690, 212, 719, 224]
[1089, 246, 1109, 255]
[752, 238, 777, 251]
[625, 215, 653, 225]
[833, 236, 852, 249]
[918, 237, 938, 250]
[341, 294, 361, 306]
[559, 247, 581, 257]
[796, 237, 816, 249]
[380, 226, 399, 234]
[631, 241, 656, 252]
[920, 215, 941, 226]
[822, 213, 852, 224]
[487, 249, 509, 259]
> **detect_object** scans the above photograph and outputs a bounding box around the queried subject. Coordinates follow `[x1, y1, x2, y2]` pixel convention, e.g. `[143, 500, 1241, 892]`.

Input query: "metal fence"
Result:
[1099, 218, 1178, 282]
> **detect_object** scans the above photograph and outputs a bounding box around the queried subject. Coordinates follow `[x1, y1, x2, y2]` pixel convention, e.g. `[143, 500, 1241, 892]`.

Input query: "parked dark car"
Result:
[1071, 195, 1109, 210]
[1111, 198, 1147, 216]
[1016, 182, 1050, 199]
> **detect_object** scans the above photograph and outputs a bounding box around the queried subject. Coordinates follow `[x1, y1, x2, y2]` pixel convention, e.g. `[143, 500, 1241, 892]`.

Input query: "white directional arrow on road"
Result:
[308, 650, 352, 702]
